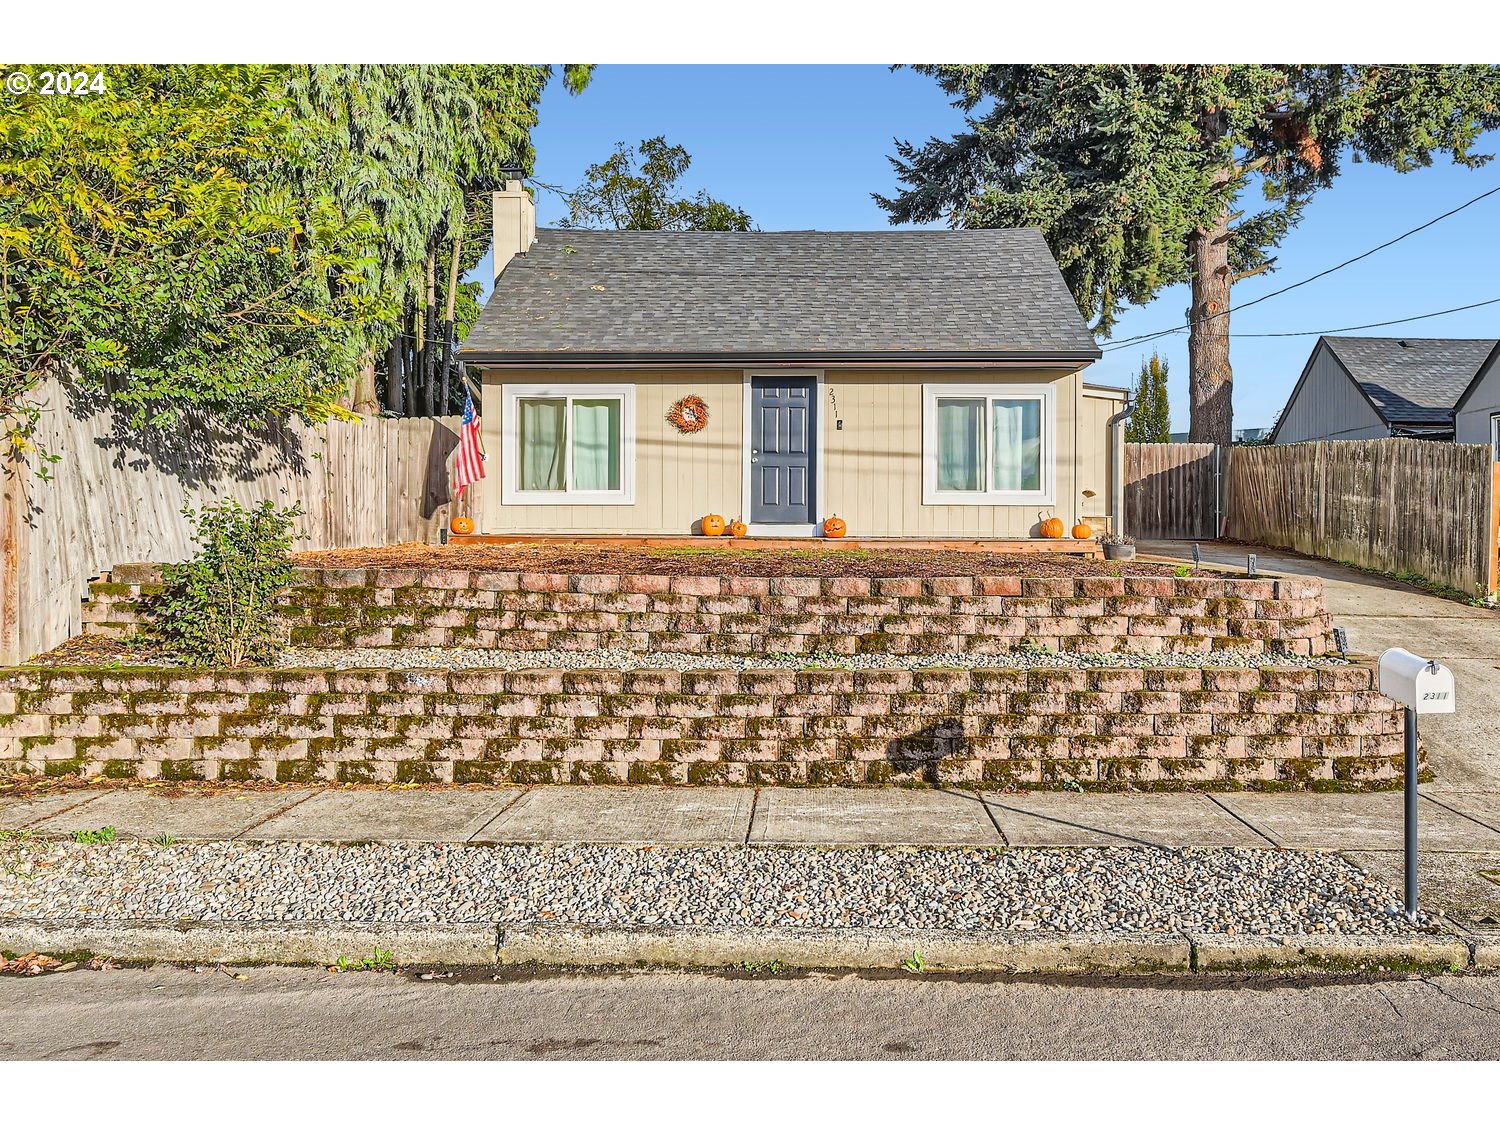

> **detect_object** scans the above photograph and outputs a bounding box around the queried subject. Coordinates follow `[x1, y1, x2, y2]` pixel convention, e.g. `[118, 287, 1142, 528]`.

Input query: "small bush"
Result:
[156, 499, 303, 666]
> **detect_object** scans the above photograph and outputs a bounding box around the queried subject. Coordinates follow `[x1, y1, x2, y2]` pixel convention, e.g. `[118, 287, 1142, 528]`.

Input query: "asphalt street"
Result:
[3, 965, 1498, 1060]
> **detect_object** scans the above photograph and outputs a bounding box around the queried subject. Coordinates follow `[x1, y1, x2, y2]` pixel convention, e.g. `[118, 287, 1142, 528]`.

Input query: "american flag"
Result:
[452, 389, 486, 498]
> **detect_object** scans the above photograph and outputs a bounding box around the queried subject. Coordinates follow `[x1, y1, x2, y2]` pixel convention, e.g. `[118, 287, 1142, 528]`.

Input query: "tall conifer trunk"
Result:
[1186, 202, 1234, 446]
[421, 250, 438, 417]
[1188, 106, 1234, 447]
[439, 212, 464, 415]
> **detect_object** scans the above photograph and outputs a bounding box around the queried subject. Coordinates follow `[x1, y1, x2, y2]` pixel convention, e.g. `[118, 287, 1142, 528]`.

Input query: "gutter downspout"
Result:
[1107, 393, 1136, 539]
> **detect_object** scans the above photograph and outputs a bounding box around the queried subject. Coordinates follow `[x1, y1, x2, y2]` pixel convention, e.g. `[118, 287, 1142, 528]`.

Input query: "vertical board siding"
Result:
[1274, 343, 1389, 443]
[1455, 357, 1500, 447]
[1124, 443, 1219, 540]
[1079, 392, 1123, 521]
[480, 367, 1093, 539]
[479, 370, 745, 534]
[821, 369, 1081, 539]
[1225, 439, 1496, 596]
[2, 380, 476, 663]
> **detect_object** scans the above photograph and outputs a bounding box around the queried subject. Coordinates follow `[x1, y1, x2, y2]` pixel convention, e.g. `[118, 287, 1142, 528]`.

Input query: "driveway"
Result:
[1141, 540, 1500, 790]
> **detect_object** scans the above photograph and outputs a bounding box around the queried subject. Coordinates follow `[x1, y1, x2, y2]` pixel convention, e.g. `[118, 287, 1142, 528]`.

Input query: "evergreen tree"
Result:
[1126, 353, 1172, 443]
[559, 137, 752, 231]
[286, 64, 593, 416]
[879, 65, 1500, 444]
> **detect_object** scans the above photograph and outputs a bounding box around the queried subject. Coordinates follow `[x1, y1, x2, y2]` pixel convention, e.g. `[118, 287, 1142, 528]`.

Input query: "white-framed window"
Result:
[922, 383, 1056, 505]
[1491, 413, 1500, 462]
[501, 383, 635, 505]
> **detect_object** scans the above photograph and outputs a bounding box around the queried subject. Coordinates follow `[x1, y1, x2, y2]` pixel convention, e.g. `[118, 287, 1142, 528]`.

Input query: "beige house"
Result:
[460, 183, 1124, 539]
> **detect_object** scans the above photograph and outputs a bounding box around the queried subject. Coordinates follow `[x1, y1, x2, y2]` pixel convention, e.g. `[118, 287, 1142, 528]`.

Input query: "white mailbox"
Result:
[1378, 648, 1456, 714]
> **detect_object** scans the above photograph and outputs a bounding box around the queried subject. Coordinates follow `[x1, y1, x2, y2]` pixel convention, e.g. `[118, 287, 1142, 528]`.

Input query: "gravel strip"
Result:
[0, 841, 1418, 935]
[277, 645, 1350, 673]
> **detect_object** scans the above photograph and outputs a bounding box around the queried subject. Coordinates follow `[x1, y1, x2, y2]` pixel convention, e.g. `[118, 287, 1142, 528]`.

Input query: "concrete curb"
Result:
[1188, 932, 1472, 973]
[0, 920, 497, 966]
[495, 924, 1191, 973]
[4, 918, 1490, 973]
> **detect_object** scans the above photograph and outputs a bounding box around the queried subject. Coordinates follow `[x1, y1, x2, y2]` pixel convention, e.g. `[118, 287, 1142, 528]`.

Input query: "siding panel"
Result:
[481, 366, 1097, 537]
[1455, 357, 1500, 451]
[1275, 344, 1388, 443]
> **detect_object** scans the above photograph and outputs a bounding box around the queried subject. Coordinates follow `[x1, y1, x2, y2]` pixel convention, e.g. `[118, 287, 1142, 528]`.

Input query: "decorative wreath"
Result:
[666, 394, 710, 434]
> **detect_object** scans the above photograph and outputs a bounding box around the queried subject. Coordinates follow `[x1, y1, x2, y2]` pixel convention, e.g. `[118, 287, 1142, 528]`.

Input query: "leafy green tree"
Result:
[1, 63, 592, 437]
[880, 65, 1500, 444]
[1, 65, 374, 430]
[560, 136, 753, 231]
[1126, 353, 1172, 442]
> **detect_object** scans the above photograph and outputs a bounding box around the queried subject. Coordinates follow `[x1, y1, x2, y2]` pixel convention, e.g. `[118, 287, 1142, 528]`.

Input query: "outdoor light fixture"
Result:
[1377, 648, 1457, 922]
[1191, 542, 1201, 566]
[1332, 627, 1348, 657]
[1247, 553, 1258, 578]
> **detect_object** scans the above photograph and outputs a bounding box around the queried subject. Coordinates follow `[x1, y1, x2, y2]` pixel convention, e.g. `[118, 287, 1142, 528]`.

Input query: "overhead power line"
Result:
[1100, 182, 1500, 353]
[1227, 296, 1500, 337]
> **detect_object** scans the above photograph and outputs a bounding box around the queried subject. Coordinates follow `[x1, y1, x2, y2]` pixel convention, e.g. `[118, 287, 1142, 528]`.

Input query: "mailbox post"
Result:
[1377, 648, 1457, 922]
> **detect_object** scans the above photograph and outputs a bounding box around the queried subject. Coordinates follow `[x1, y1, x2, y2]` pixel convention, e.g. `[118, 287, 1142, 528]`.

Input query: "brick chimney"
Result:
[492, 179, 536, 281]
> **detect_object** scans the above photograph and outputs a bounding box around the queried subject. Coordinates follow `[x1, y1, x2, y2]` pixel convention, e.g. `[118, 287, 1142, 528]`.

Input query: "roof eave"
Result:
[459, 348, 1102, 368]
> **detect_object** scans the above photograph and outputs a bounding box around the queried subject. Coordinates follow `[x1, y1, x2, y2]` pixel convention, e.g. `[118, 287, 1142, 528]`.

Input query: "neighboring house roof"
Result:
[1268, 335, 1500, 442]
[1324, 336, 1497, 425]
[460, 228, 1101, 365]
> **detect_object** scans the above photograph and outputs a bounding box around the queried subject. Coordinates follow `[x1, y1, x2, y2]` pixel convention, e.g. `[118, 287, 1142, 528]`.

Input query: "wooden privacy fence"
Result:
[1225, 439, 1498, 597]
[1123, 442, 1221, 540]
[2, 380, 480, 664]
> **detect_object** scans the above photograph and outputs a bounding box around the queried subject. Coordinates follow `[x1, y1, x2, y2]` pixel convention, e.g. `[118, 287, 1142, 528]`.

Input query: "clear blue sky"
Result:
[480, 64, 1500, 431]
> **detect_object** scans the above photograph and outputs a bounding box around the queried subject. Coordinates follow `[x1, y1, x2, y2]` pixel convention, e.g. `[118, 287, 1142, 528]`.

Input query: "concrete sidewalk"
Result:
[6, 785, 1500, 851]
[6, 784, 1500, 971]
[9, 784, 1500, 930]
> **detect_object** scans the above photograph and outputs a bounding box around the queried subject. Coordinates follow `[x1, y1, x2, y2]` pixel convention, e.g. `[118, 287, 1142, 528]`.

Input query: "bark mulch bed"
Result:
[24, 635, 173, 668]
[293, 542, 1189, 580]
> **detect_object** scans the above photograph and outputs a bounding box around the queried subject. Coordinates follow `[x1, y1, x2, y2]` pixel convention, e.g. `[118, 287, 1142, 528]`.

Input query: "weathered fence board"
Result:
[1124, 442, 1220, 540]
[2, 380, 481, 663]
[1225, 439, 1496, 596]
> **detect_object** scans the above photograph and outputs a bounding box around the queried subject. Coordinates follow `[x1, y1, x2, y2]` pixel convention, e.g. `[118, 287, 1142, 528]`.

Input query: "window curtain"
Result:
[936, 398, 984, 491]
[572, 399, 621, 491]
[518, 398, 566, 491]
[991, 399, 1042, 491]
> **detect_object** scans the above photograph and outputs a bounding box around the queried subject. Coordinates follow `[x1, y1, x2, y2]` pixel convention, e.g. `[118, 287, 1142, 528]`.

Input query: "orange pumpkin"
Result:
[822, 515, 847, 539]
[701, 513, 727, 536]
[1072, 522, 1093, 540]
[727, 519, 748, 538]
[450, 516, 475, 536]
[1039, 513, 1065, 539]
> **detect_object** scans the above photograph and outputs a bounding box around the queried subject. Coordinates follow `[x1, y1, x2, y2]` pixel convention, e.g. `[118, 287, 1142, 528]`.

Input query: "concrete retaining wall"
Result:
[84, 566, 1336, 657]
[0, 663, 1406, 788]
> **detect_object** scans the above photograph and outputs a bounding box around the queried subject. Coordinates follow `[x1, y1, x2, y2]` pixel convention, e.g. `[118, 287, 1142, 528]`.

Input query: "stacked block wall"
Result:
[1, 663, 1406, 789]
[85, 567, 1336, 657]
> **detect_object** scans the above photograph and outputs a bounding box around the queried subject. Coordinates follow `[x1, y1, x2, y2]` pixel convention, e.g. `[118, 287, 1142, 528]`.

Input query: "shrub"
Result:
[156, 499, 303, 665]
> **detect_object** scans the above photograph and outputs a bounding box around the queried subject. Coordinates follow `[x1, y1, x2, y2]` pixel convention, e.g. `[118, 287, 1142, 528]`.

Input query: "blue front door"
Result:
[750, 376, 816, 524]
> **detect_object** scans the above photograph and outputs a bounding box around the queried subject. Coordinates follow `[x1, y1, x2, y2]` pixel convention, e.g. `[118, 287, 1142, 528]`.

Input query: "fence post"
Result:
[0, 455, 22, 666]
[1490, 462, 1499, 599]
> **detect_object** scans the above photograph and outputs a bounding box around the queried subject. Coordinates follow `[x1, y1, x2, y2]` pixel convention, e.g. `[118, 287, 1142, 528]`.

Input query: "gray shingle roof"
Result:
[1324, 336, 1500, 425]
[460, 228, 1100, 363]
